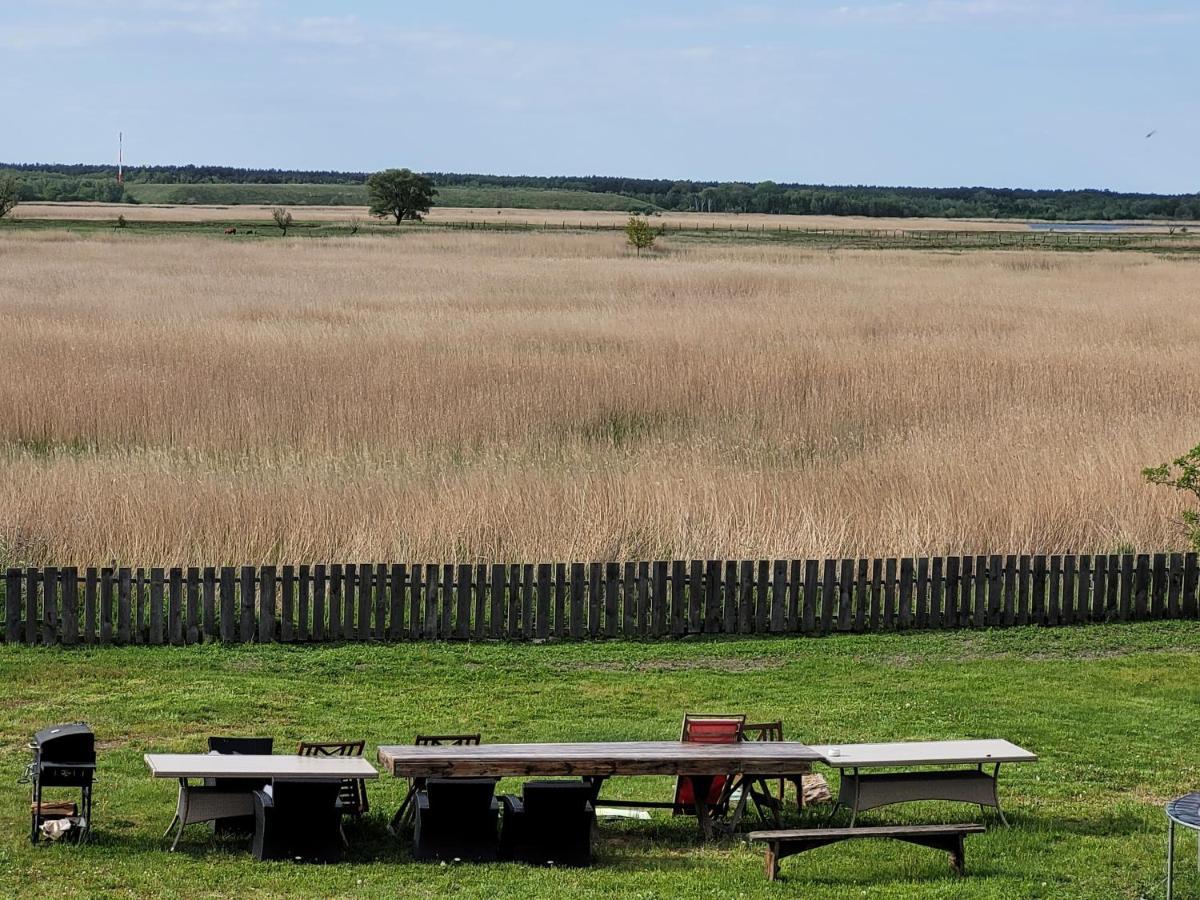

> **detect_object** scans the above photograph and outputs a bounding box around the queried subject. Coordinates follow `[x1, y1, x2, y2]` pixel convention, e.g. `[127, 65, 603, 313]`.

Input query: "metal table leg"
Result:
[1168, 819, 1175, 900]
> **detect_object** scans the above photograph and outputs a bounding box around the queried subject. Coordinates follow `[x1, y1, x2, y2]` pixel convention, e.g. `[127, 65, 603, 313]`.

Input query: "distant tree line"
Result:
[3, 162, 1198, 220]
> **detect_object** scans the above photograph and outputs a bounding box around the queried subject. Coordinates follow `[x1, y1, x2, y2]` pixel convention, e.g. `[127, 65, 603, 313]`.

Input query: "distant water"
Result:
[1027, 222, 1170, 233]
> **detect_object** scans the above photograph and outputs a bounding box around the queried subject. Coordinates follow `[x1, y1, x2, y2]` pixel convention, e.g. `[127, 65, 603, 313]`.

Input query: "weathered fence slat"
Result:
[44, 566, 59, 646]
[637, 561, 650, 638]
[973, 555, 987, 629]
[299, 564, 313, 642]
[802, 560, 819, 634]
[571, 562, 586, 639]
[186, 567, 200, 644]
[1184, 554, 1199, 619]
[1002, 555, 1017, 627]
[986, 555, 1002, 627]
[424, 564, 440, 640]
[755, 560, 770, 634]
[1016, 555, 1031, 626]
[238, 567, 255, 643]
[101, 568, 114, 644]
[621, 562, 636, 638]
[1133, 555, 1150, 620]
[884, 558, 898, 630]
[1119, 555, 1133, 621]
[390, 564, 406, 642]
[704, 560, 721, 634]
[408, 564, 423, 642]
[536, 564, 552, 640]
[6, 569, 22, 643]
[837, 558, 854, 632]
[134, 568, 146, 644]
[899, 558, 915, 630]
[771, 560, 787, 633]
[520, 563, 534, 640]
[313, 564, 327, 642]
[1091, 556, 1107, 623]
[490, 564, 506, 640]
[725, 561, 740, 633]
[344, 563, 359, 640]
[1047, 556, 1061, 625]
[281, 566, 295, 643]
[259, 565, 276, 643]
[929, 557, 944, 629]
[82, 568, 98, 645]
[375, 563, 389, 639]
[1061, 555, 1076, 627]
[1167, 553, 1184, 619]
[737, 561, 753, 634]
[1075, 555, 1091, 623]
[168, 568, 183, 645]
[118, 568, 132, 644]
[457, 564, 474, 640]
[328, 563, 343, 641]
[945, 556, 961, 630]
[1151, 553, 1167, 618]
[915, 557, 929, 629]
[687, 561, 703, 634]
[477, 563, 490, 641]
[670, 561, 686, 636]
[63, 567, 79, 646]
[820, 559, 837, 635]
[555, 564, 569, 639]
[219, 567, 236, 642]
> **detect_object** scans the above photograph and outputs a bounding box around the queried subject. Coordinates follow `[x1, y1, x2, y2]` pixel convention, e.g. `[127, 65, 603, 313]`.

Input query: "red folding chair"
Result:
[672, 714, 745, 820]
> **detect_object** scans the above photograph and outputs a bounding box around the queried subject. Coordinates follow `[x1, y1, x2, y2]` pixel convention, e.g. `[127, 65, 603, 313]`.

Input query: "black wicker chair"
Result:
[501, 780, 596, 867]
[413, 777, 500, 862]
[207, 736, 274, 836]
[251, 780, 343, 863]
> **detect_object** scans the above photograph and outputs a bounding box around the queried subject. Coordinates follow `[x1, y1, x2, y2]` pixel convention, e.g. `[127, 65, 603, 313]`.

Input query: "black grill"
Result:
[28, 723, 95, 843]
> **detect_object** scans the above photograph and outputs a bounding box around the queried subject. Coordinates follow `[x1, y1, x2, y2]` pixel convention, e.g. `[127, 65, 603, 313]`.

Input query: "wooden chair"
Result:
[672, 714, 746, 822]
[296, 741, 368, 817]
[390, 733, 482, 833]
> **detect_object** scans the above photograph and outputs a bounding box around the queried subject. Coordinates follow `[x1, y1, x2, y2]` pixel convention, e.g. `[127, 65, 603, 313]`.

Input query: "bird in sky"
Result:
[1145, 129, 1158, 139]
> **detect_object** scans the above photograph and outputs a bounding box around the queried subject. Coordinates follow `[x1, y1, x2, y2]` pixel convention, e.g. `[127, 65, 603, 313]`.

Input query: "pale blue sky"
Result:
[3, 1, 1197, 192]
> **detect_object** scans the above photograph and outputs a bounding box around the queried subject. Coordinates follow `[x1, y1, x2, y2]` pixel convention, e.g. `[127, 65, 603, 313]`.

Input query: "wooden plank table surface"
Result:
[376, 740, 821, 778]
[144, 753, 378, 781]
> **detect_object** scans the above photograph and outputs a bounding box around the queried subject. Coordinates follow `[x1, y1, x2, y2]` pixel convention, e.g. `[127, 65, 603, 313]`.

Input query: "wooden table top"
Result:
[376, 740, 821, 778]
[144, 753, 378, 780]
[808, 739, 1037, 769]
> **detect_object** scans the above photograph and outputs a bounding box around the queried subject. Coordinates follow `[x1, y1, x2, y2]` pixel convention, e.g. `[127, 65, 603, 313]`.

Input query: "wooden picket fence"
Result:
[4, 553, 1198, 646]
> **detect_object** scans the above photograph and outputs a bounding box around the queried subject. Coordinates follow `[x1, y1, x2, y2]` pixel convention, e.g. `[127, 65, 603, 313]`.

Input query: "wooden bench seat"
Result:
[748, 823, 985, 881]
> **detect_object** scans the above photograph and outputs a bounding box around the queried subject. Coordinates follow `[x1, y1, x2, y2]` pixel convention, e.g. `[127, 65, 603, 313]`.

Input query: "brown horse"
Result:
[223, 227, 237, 235]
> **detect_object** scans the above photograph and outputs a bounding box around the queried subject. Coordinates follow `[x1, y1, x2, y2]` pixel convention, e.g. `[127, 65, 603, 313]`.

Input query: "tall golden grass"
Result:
[0, 229, 1195, 566]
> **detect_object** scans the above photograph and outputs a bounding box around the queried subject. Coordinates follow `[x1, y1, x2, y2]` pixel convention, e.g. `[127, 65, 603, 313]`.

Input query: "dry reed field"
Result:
[0, 228, 1196, 567]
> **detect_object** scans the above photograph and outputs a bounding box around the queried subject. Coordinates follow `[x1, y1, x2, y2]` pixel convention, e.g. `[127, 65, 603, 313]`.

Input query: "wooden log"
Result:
[186, 567, 200, 644]
[554, 563, 568, 639]
[491, 564, 506, 639]
[605, 562, 620, 638]
[422, 564, 440, 639]
[219, 567, 235, 643]
[1118, 555, 1133, 621]
[62, 567, 78, 646]
[915, 557, 930, 629]
[280, 566, 295, 643]
[239, 566, 256, 643]
[802, 560, 819, 634]
[258, 566, 276, 642]
[820, 559, 837, 635]
[588, 564, 604, 643]
[1151, 553, 1167, 618]
[81, 567, 97, 645]
[1133, 554, 1150, 619]
[1000, 555, 1016, 627]
[168, 567, 183, 645]
[899, 558, 915, 629]
[838, 558, 854, 632]
[5, 568, 20, 643]
[327, 563, 343, 640]
[621, 561, 636, 637]
[944, 556, 960, 630]
[454, 564, 473, 640]
[738, 560, 754, 633]
[477, 563, 491, 641]
[1183, 553, 1199, 618]
[1075, 555, 1092, 623]
[570, 562, 586, 639]
[43, 566, 59, 645]
[1167, 553, 1184, 618]
[117, 568, 132, 644]
[704, 560, 722, 633]
[724, 560, 740, 633]
[688, 560, 703, 634]
[536, 563, 552, 640]
[313, 564, 327, 641]
[1047, 555, 1061, 625]
[671, 560, 687, 636]
[390, 564, 405, 641]
[771, 560, 787, 633]
[101, 567, 114, 644]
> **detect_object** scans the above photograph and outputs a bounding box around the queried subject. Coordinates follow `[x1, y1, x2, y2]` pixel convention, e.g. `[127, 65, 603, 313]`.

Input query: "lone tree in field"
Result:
[0, 174, 20, 220]
[625, 215, 657, 256]
[272, 207, 293, 236]
[1144, 444, 1200, 551]
[367, 168, 436, 225]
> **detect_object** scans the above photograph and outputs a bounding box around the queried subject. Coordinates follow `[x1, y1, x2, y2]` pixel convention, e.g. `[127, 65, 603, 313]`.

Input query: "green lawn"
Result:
[2, 624, 1198, 898]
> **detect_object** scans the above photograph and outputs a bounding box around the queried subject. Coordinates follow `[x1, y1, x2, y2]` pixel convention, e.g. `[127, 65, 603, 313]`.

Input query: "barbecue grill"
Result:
[27, 723, 95, 843]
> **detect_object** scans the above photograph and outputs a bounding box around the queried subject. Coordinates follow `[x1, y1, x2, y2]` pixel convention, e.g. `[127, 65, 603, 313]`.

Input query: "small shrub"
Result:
[625, 216, 656, 256]
[272, 207, 293, 236]
[1143, 444, 1200, 551]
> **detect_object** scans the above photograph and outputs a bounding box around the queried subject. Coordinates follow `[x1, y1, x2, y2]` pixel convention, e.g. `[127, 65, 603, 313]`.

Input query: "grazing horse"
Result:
[224, 227, 237, 235]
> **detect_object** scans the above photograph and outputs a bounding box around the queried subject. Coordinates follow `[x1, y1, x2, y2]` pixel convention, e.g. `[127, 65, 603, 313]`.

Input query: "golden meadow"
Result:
[1, 229, 1195, 566]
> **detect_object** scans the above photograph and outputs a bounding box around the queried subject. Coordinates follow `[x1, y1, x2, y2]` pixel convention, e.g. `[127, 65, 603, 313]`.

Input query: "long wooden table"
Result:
[377, 740, 821, 840]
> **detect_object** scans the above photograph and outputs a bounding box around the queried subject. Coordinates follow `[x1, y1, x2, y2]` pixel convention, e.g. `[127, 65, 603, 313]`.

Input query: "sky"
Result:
[2, 1, 1197, 193]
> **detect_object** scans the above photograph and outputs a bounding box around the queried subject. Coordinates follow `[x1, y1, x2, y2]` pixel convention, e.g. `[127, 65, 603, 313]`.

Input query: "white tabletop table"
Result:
[144, 753, 378, 781]
[808, 739, 1037, 826]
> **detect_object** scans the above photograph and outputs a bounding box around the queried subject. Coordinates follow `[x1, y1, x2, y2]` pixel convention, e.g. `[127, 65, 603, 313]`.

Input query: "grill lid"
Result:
[32, 723, 95, 764]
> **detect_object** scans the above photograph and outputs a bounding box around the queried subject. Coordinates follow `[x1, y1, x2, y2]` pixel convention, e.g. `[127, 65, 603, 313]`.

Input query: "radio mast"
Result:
[117, 132, 124, 185]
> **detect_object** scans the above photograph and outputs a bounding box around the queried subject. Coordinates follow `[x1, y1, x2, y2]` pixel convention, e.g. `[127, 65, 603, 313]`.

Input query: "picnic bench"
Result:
[377, 739, 822, 841]
[810, 740, 1037, 825]
[749, 823, 986, 881]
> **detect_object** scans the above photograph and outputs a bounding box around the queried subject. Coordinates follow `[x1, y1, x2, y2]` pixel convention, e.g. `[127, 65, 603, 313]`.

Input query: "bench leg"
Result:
[765, 844, 780, 882]
[950, 835, 965, 875]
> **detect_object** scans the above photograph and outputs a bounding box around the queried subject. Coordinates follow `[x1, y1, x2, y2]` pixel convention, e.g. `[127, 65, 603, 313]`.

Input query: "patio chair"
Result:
[413, 777, 500, 862]
[672, 714, 746, 821]
[251, 779, 343, 863]
[297, 740, 368, 844]
[208, 736, 274, 837]
[162, 736, 273, 850]
[501, 780, 596, 867]
[390, 733, 482, 833]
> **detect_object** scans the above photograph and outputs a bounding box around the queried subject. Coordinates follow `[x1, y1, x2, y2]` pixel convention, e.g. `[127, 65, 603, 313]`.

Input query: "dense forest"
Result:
[4, 162, 1198, 220]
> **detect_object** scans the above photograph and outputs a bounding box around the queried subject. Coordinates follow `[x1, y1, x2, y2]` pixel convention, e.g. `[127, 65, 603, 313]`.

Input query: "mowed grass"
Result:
[1, 623, 1198, 898]
[120, 182, 657, 212]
